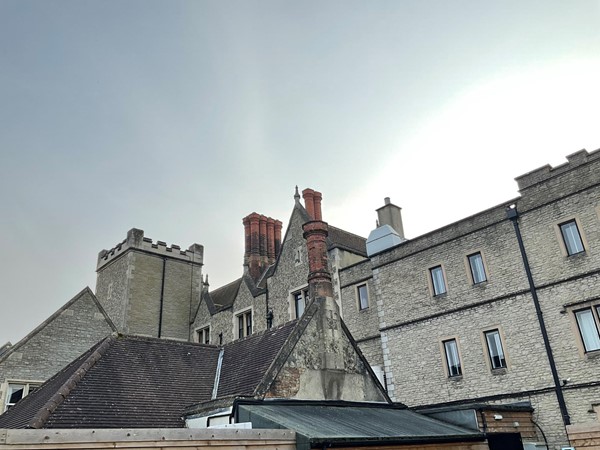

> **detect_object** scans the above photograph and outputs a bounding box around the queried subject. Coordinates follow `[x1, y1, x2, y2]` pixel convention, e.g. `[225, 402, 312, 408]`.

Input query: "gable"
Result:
[0, 288, 116, 413]
[261, 297, 389, 403]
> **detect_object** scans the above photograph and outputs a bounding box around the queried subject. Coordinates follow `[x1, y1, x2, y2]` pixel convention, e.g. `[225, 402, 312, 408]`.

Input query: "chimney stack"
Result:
[303, 220, 333, 299]
[243, 212, 283, 282]
[302, 188, 323, 220]
[302, 188, 315, 218]
[376, 197, 405, 239]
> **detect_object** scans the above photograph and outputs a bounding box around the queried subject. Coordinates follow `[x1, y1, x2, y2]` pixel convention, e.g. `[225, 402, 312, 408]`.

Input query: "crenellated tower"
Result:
[95, 228, 204, 341]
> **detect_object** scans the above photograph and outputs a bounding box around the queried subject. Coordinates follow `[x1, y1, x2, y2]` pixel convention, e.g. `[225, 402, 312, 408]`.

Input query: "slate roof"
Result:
[327, 225, 367, 257]
[0, 322, 299, 429]
[236, 400, 484, 447]
[201, 277, 242, 314]
[217, 320, 297, 398]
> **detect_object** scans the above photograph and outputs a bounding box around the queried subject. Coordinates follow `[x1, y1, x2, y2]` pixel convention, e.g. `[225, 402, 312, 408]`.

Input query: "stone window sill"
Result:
[584, 349, 600, 360]
[491, 368, 507, 376]
[448, 375, 463, 382]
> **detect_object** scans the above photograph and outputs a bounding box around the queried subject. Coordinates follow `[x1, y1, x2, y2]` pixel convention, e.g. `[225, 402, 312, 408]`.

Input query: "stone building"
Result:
[2, 148, 600, 449]
[0, 289, 116, 414]
[190, 188, 368, 350]
[339, 148, 600, 448]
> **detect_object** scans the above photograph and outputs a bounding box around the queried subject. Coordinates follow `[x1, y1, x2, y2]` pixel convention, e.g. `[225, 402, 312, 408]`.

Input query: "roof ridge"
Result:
[210, 277, 243, 294]
[87, 287, 118, 332]
[328, 224, 367, 240]
[29, 335, 115, 428]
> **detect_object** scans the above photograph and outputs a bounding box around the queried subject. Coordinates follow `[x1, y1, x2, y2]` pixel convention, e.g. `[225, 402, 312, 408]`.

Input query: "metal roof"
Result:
[236, 400, 484, 447]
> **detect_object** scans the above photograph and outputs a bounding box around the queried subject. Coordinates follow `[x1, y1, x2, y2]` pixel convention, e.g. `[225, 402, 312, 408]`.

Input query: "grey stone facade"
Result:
[341, 149, 600, 448]
[3, 150, 600, 448]
[96, 228, 204, 341]
[0, 288, 116, 412]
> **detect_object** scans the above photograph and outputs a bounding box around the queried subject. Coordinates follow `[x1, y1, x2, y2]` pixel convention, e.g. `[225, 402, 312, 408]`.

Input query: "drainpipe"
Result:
[506, 205, 570, 427]
[158, 257, 166, 338]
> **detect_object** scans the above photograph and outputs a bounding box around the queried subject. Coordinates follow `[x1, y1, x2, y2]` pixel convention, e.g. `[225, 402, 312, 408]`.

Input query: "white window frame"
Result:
[289, 285, 309, 320]
[429, 265, 447, 297]
[483, 328, 507, 370]
[233, 307, 253, 339]
[574, 306, 600, 353]
[441, 338, 462, 378]
[467, 251, 487, 285]
[2, 381, 41, 412]
[195, 325, 211, 344]
[357, 283, 369, 310]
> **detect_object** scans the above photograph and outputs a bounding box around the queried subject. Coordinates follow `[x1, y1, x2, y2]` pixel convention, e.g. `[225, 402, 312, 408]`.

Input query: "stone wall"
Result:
[96, 229, 203, 340]
[266, 206, 311, 329]
[0, 288, 114, 411]
[359, 149, 600, 449]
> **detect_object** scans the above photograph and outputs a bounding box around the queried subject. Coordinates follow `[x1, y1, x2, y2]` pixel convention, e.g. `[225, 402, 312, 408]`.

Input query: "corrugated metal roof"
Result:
[237, 401, 483, 441]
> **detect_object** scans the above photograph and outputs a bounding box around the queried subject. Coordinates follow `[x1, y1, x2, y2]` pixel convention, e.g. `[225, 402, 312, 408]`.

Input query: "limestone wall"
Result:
[0, 289, 114, 411]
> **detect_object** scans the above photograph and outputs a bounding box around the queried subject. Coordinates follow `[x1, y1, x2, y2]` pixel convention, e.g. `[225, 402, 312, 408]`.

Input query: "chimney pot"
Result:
[302, 188, 315, 219]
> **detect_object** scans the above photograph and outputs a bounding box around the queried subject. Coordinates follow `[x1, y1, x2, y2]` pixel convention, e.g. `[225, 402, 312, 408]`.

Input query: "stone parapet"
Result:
[515, 148, 600, 191]
[97, 228, 203, 270]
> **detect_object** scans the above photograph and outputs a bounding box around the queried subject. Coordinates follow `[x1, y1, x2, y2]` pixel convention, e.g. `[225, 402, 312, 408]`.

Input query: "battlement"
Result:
[97, 228, 204, 271]
[515, 148, 600, 191]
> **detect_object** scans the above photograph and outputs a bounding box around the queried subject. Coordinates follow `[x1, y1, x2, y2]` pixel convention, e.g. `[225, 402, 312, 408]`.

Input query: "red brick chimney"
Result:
[274, 220, 282, 257]
[243, 212, 282, 282]
[248, 213, 261, 281]
[267, 218, 275, 264]
[302, 188, 323, 220]
[302, 188, 315, 218]
[302, 190, 332, 299]
[303, 220, 333, 299]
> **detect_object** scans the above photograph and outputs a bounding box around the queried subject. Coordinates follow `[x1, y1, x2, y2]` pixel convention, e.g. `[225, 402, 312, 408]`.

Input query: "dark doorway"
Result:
[487, 432, 524, 450]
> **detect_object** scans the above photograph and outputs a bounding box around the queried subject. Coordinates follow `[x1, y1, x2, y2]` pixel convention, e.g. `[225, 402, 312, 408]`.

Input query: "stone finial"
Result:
[294, 186, 300, 203]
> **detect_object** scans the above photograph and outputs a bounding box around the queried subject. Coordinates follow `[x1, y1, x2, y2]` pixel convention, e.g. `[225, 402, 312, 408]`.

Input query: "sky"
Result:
[1, 1, 599, 345]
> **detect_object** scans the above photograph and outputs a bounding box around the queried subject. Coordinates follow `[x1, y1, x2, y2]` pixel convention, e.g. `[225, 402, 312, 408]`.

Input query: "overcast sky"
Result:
[1, 1, 599, 345]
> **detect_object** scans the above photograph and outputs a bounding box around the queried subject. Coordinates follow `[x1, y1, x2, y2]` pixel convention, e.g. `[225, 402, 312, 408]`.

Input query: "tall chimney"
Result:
[376, 197, 405, 239]
[274, 220, 282, 257]
[243, 213, 283, 282]
[267, 218, 275, 264]
[259, 215, 268, 266]
[302, 188, 315, 219]
[242, 217, 251, 265]
[313, 191, 322, 220]
[248, 213, 261, 281]
[302, 220, 333, 299]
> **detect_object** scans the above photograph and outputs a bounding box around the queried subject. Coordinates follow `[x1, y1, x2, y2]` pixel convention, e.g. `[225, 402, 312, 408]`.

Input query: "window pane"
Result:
[358, 284, 369, 310]
[431, 266, 446, 296]
[575, 309, 600, 352]
[238, 315, 244, 338]
[6, 384, 25, 408]
[246, 312, 252, 336]
[485, 330, 506, 369]
[444, 340, 462, 377]
[295, 292, 305, 318]
[561, 221, 584, 255]
[468, 253, 487, 284]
